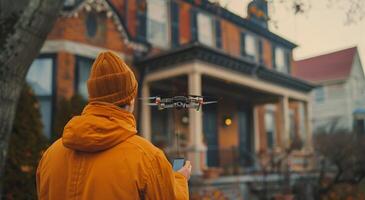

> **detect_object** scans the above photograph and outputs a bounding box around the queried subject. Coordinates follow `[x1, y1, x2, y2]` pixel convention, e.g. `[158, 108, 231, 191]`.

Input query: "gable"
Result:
[60, 0, 147, 52]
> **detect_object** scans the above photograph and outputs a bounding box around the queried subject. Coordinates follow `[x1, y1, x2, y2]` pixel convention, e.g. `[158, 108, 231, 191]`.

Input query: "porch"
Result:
[136, 44, 315, 176]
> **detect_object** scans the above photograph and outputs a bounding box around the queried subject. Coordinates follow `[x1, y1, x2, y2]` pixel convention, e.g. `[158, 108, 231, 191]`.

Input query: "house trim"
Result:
[40, 40, 130, 60]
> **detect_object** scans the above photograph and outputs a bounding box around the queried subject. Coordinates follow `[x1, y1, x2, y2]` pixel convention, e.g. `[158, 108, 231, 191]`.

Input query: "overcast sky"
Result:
[221, 0, 365, 65]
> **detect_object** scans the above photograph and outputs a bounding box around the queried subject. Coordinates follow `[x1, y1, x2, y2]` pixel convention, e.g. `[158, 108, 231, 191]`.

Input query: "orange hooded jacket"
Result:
[36, 102, 189, 200]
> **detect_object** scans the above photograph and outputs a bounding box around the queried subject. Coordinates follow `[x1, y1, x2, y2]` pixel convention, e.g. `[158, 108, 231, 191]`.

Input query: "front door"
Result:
[203, 106, 219, 167]
[238, 106, 252, 166]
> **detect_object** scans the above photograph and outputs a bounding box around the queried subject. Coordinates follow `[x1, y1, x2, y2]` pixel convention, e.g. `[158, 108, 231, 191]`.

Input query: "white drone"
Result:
[141, 95, 219, 111]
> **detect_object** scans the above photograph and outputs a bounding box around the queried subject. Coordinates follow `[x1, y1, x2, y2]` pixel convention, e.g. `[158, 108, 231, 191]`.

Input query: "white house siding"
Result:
[311, 53, 365, 133]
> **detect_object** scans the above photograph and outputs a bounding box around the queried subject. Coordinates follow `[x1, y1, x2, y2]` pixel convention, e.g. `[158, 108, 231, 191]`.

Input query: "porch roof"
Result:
[135, 43, 315, 93]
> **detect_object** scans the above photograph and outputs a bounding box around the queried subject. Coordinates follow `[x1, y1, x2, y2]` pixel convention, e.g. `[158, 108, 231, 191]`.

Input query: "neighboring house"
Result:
[294, 47, 365, 134]
[26, 0, 315, 198]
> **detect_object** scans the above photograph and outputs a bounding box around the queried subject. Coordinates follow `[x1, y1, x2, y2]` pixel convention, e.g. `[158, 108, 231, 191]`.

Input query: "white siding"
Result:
[311, 53, 365, 133]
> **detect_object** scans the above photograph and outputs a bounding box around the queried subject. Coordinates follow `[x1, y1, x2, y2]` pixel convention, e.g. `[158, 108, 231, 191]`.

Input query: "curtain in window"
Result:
[147, 0, 169, 47]
[265, 110, 276, 149]
[245, 34, 257, 60]
[275, 47, 288, 73]
[77, 57, 93, 100]
[197, 12, 215, 47]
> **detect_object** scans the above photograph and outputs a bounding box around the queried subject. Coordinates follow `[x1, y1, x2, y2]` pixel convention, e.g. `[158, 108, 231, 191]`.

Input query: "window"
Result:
[86, 12, 98, 38]
[327, 84, 343, 99]
[147, 0, 169, 48]
[63, 0, 83, 10]
[26, 57, 54, 138]
[355, 119, 365, 135]
[314, 87, 325, 103]
[275, 47, 288, 73]
[76, 57, 94, 100]
[197, 12, 215, 47]
[265, 109, 276, 149]
[245, 34, 258, 60]
[64, 0, 75, 6]
[289, 109, 296, 141]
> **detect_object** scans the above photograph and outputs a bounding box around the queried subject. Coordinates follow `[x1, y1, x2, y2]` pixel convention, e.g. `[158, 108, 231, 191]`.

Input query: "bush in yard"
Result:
[2, 84, 48, 200]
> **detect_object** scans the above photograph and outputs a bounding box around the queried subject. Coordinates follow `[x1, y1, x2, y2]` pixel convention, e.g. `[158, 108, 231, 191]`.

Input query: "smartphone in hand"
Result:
[172, 158, 185, 171]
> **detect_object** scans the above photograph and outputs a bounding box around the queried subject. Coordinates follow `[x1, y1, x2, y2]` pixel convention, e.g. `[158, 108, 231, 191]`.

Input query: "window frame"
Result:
[26, 54, 57, 139]
[265, 106, 276, 150]
[274, 46, 290, 74]
[75, 55, 95, 100]
[197, 11, 216, 47]
[244, 33, 258, 61]
[314, 87, 325, 103]
[146, 0, 171, 48]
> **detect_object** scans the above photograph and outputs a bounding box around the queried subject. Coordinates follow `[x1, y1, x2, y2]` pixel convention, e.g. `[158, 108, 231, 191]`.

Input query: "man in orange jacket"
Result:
[36, 51, 191, 200]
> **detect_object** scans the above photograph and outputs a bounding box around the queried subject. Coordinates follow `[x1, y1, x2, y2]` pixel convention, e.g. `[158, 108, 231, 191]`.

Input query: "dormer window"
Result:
[197, 12, 215, 47]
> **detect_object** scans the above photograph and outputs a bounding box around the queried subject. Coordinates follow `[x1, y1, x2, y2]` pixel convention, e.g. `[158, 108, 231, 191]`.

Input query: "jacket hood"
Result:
[62, 102, 137, 152]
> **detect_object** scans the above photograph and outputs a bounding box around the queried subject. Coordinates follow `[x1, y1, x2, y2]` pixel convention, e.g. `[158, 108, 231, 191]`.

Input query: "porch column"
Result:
[253, 105, 261, 152]
[188, 71, 204, 175]
[304, 101, 312, 149]
[141, 82, 151, 141]
[280, 96, 290, 148]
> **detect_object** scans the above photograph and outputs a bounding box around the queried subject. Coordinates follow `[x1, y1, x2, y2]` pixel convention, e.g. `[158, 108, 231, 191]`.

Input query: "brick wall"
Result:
[48, 10, 134, 54]
[217, 99, 239, 166]
[56, 51, 75, 100]
[179, 2, 192, 45]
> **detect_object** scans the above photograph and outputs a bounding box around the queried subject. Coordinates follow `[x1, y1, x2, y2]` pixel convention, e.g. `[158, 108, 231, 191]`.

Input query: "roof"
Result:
[62, 0, 297, 49]
[135, 43, 314, 93]
[293, 47, 357, 83]
[184, 0, 297, 49]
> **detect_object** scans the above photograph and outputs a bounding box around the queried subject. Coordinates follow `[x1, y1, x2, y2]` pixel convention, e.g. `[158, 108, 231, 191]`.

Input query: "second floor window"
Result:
[147, 0, 169, 48]
[76, 57, 94, 100]
[245, 34, 258, 60]
[197, 12, 215, 47]
[275, 47, 289, 73]
[26, 57, 54, 138]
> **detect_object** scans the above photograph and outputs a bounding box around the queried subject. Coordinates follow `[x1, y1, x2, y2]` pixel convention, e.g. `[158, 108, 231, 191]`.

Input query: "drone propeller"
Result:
[144, 103, 158, 106]
[203, 101, 218, 105]
[139, 96, 160, 100]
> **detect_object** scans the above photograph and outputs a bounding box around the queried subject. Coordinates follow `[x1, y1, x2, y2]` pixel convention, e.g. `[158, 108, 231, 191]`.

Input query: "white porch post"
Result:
[141, 82, 151, 141]
[304, 101, 312, 149]
[280, 96, 290, 148]
[253, 105, 261, 152]
[188, 71, 204, 175]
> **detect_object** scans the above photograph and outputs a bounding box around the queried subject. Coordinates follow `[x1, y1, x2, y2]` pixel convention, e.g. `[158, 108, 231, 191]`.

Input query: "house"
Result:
[26, 0, 315, 198]
[294, 47, 365, 134]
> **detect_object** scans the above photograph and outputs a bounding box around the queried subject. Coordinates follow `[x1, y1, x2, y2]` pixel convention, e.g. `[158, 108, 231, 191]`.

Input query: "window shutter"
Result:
[258, 39, 263, 64]
[171, 1, 180, 48]
[190, 8, 198, 42]
[240, 32, 246, 56]
[285, 51, 291, 73]
[272, 44, 276, 69]
[215, 19, 222, 48]
[136, 0, 147, 42]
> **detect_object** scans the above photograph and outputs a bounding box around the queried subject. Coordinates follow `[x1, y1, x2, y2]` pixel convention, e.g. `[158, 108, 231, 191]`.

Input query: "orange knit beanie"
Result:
[87, 51, 138, 106]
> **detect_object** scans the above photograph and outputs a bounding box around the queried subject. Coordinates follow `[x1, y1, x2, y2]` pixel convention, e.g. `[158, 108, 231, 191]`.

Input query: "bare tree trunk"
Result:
[0, 0, 63, 197]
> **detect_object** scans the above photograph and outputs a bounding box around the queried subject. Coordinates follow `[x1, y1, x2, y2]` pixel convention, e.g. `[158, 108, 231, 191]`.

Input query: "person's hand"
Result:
[177, 161, 192, 180]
